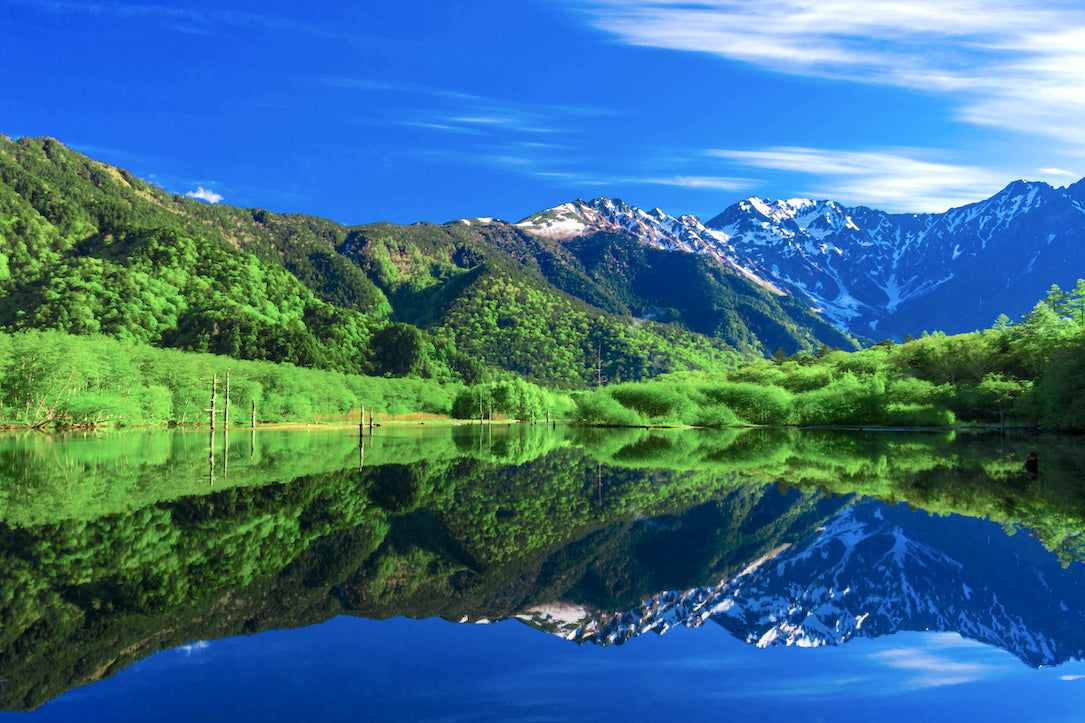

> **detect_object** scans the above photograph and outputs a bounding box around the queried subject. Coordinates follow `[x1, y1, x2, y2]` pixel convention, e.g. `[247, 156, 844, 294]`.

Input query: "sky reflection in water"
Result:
[21, 615, 1085, 723]
[5, 427, 1085, 721]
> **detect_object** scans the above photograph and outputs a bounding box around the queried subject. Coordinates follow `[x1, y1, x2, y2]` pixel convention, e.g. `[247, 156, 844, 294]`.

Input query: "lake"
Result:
[2, 424, 1085, 721]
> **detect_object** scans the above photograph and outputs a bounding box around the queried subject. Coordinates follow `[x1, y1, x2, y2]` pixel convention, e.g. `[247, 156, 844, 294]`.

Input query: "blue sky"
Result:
[4, 0, 1085, 225]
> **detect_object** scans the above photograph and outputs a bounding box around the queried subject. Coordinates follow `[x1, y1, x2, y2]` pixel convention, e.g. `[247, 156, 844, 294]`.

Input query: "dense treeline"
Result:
[575, 282, 1085, 431]
[4, 278, 1082, 430]
[0, 329, 580, 428]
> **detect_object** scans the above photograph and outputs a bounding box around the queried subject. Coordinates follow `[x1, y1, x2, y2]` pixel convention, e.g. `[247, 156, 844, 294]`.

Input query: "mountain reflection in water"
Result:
[1, 425, 1084, 716]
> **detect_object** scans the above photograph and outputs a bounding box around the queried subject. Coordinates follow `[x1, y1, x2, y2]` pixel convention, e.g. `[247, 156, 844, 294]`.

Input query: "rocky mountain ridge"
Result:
[517, 179, 1085, 340]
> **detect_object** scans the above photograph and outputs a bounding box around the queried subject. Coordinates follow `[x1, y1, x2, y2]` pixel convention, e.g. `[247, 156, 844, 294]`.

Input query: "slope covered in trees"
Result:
[0, 135, 860, 388]
[575, 283, 1085, 432]
[0, 329, 586, 428]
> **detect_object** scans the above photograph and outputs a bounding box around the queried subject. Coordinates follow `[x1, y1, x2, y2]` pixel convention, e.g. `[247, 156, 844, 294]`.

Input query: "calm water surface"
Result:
[2, 425, 1085, 721]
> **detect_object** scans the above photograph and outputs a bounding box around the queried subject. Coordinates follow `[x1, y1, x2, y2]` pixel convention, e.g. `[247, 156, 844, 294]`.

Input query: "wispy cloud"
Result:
[570, 0, 1085, 153]
[186, 186, 224, 203]
[631, 175, 756, 191]
[451, 117, 515, 125]
[1039, 167, 1079, 178]
[319, 75, 604, 137]
[706, 146, 1013, 211]
[320, 77, 488, 104]
[870, 639, 1009, 689]
[14, 0, 337, 37]
[397, 121, 486, 135]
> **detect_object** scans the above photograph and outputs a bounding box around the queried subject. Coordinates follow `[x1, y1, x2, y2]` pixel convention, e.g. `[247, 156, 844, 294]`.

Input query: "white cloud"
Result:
[1038, 167, 1079, 178]
[21, 1, 338, 39]
[186, 186, 224, 203]
[870, 645, 1005, 689]
[571, 0, 1085, 154]
[321, 75, 600, 137]
[625, 175, 754, 191]
[451, 116, 514, 125]
[706, 146, 1012, 211]
[398, 121, 486, 135]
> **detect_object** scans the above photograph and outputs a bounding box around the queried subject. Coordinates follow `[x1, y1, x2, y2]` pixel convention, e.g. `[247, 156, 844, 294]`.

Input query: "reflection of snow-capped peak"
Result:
[518, 503, 1085, 667]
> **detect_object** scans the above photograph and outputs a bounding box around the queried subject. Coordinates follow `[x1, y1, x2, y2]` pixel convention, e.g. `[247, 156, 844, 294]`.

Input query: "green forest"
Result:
[1, 134, 1084, 432]
[1, 134, 829, 391]
[0, 329, 582, 428]
[574, 283, 1085, 431]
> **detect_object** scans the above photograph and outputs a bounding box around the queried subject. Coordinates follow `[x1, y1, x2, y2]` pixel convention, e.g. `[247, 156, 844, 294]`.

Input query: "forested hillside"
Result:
[574, 284, 1085, 431]
[0, 135, 858, 389]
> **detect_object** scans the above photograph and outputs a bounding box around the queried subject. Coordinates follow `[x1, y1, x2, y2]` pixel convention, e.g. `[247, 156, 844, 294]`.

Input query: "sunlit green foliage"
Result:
[0, 136, 781, 388]
[0, 329, 465, 427]
[577, 281, 1085, 431]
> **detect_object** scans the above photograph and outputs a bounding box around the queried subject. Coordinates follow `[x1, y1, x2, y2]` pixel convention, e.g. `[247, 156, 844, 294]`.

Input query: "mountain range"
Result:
[516, 181, 1085, 340]
[2, 133, 1082, 383]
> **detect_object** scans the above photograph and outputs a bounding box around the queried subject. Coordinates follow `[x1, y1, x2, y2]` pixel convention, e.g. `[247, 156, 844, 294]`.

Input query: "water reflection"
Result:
[0, 426, 1084, 712]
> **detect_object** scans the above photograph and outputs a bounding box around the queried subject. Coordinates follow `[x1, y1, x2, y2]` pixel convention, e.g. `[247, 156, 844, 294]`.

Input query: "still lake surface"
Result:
[3, 424, 1085, 721]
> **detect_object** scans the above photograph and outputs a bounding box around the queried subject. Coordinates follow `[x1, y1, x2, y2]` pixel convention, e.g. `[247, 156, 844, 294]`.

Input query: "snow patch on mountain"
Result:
[515, 176, 1085, 339]
[516, 198, 784, 293]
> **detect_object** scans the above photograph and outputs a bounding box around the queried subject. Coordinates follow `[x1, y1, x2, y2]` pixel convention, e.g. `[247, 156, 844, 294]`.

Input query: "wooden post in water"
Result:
[251, 397, 257, 459]
[208, 427, 216, 486]
[223, 370, 230, 429]
[209, 373, 217, 430]
[360, 404, 366, 436]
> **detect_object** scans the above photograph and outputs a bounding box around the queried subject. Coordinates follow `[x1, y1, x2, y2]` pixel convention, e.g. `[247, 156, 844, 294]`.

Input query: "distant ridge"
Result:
[517, 179, 1085, 340]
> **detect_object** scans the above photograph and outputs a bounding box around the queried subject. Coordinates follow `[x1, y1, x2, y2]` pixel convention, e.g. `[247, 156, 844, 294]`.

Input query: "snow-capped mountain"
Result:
[516, 179, 1085, 339]
[517, 502, 1085, 667]
[516, 198, 782, 292]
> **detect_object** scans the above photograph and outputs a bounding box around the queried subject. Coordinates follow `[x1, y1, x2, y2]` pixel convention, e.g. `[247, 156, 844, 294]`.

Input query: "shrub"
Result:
[574, 391, 647, 426]
[610, 382, 691, 422]
[880, 404, 956, 428]
[697, 382, 792, 425]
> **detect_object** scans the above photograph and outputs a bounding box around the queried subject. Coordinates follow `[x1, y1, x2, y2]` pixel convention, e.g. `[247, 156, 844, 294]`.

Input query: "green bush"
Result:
[610, 382, 691, 421]
[690, 404, 740, 427]
[574, 391, 647, 426]
[880, 404, 956, 428]
[697, 382, 792, 425]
